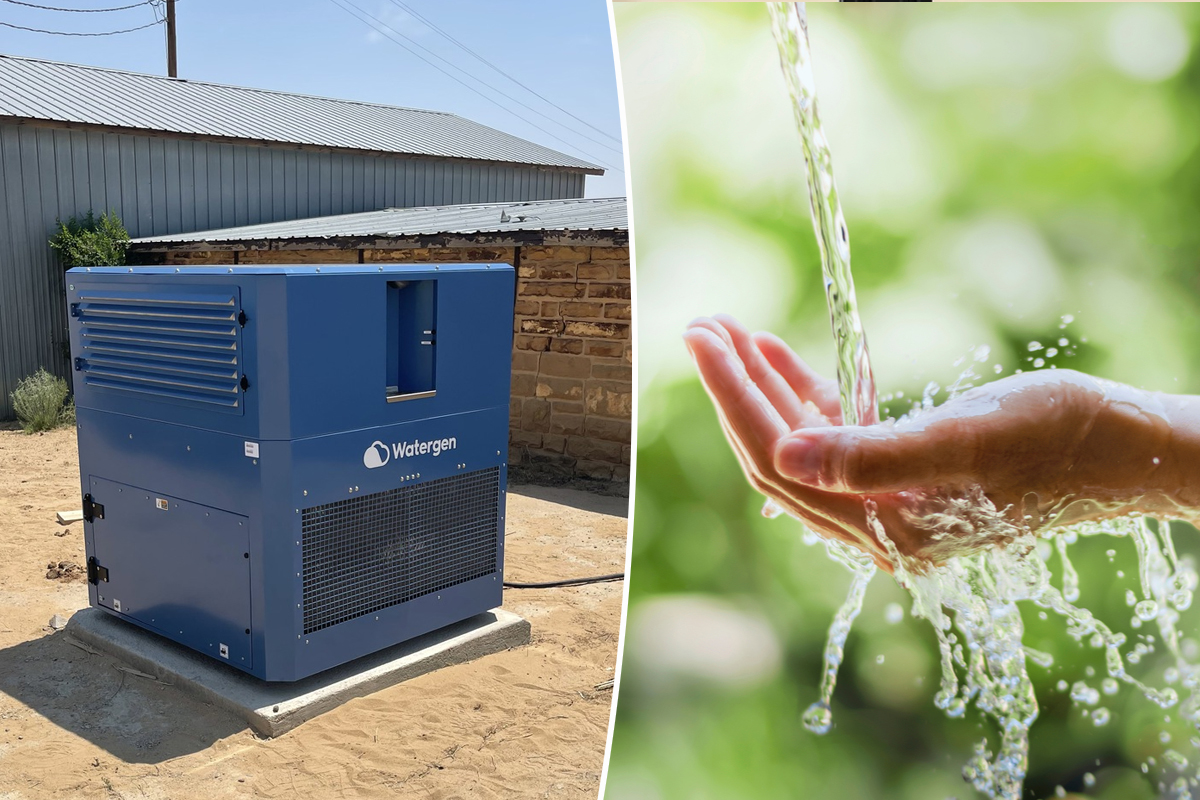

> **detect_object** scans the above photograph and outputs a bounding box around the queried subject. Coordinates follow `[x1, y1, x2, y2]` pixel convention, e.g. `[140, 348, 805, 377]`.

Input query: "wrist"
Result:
[1151, 391, 1200, 514]
[1070, 379, 1174, 517]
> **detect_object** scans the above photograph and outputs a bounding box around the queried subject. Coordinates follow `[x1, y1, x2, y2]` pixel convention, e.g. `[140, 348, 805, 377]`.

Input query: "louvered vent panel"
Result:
[74, 289, 244, 412]
[301, 468, 501, 634]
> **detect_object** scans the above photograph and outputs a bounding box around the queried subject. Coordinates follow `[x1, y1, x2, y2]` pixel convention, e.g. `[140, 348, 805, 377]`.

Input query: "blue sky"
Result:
[0, 0, 626, 198]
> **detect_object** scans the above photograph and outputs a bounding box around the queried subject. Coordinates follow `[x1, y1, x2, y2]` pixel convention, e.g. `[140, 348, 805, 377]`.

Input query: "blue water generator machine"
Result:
[66, 264, 514, 681]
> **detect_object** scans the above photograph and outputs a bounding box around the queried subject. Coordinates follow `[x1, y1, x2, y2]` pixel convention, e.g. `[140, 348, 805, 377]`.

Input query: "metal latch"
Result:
[82, 493, 104, 522]
[87, 556, 109, 585]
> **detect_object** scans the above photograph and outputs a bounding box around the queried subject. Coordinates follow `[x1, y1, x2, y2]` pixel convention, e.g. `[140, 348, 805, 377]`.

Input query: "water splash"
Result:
[766, 4, 1200, 798]
[802, 538, 875, 734]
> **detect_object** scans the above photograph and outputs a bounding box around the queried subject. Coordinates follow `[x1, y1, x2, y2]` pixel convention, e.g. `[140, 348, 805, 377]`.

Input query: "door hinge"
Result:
[87, 556, 109, 585]
[82, 493, 105, 523]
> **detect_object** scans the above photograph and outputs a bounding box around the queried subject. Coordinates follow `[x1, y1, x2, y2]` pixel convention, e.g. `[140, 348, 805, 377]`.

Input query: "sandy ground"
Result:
[0, 427, 628, 800]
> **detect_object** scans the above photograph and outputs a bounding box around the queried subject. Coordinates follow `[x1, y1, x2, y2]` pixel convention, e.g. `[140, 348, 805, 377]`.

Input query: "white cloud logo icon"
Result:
[363, 441, 390, 469]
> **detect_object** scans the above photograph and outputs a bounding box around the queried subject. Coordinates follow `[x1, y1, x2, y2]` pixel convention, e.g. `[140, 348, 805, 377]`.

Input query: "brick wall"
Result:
[510, 245, 632, 485]
[154, 242, 633, 489]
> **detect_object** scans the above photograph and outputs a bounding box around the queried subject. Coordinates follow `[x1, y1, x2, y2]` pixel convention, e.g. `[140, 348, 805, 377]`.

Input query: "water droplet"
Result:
[884, 602, 904, 625]
[1033, 358, 1046, 368]
[1055, 786, 1066, 798]
[1091, 633, 1106, 648]
[1137, 600, 1159, 621]
[1117, 570, 1125, 578]
[1071, 681, 1101, 706]
[802, 701, 832, 734]
[945, 696, 966, 718]
[1162, 730, 1174, 744]
[802, 530, 820, 546]
[1058, 337, 1069, 347]
[1173, 589, 1193, 611]
[992, 363, 1003, 374]
[1127, 589, 1139, 607]
[875, 654, 885, 665]
[1093, 707, 1111, 726]
[1154, 457, 1162, 465]
[1027, 341, 1043, 352]
[762, 499, 785, 519]
[1107, 549, 1117, 559]
[1061, 314, 1075, 326]
[1083, 772, 1096, 788]
[1166, 667, 1181, 685]
[1165, 749, 1190, 770]
[1057, 680, 1069, 691]
[1102, 677, 1120, 695]
[1046, 348, 1058, 357]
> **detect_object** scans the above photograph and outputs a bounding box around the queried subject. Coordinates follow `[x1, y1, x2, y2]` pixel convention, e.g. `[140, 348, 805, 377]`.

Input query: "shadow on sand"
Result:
[0, 626, 247, 763]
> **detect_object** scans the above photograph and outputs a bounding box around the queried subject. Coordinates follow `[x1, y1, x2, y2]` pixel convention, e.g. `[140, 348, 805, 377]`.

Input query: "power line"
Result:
[0, 0, 150, 11]
[0, 17, 158, 34]
[386, 0, 621, 146]
[339, 0, 621, 159]
[326, 0, 621, 174]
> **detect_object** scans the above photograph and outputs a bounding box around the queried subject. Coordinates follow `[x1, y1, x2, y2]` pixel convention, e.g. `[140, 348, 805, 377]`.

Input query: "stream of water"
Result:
[767, 4, 1200, 798]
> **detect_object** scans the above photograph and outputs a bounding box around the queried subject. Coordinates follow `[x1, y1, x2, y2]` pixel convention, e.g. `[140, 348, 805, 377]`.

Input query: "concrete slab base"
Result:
[65, 607, 532, 737]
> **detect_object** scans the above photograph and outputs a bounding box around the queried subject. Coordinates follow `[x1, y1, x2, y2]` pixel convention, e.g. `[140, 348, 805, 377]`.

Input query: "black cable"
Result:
[0, 0, 150, 11]
[385, 0, 622, 146]
[0, 17, 157, 33]
[503, 572, 625, 589]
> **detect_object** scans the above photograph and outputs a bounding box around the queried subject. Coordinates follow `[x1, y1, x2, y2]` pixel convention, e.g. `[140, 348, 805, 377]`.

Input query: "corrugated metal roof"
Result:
[131, 197, 628, 245]
[0, 54, 602, 173]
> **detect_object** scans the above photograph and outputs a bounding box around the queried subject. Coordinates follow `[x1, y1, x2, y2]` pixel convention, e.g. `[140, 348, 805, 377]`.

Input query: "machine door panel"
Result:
[88, 477, 253, 669]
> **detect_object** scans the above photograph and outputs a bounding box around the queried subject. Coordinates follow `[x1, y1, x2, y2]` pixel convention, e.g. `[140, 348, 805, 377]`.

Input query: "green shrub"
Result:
[11, 369, 71, 433]
[49, 211, 130, 269]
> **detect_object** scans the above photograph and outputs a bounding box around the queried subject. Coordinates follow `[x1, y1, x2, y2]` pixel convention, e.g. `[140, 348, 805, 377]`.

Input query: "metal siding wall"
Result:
[0, 121, 589, 417]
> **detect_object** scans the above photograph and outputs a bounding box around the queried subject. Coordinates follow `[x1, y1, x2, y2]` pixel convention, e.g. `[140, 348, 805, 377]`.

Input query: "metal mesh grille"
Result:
[300, 467, 500, 634]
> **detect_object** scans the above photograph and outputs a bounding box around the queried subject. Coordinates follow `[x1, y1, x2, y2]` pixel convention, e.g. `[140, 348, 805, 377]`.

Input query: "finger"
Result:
[686, 316, 735, 349]
[774, 422, 977, 494]
[711, 314, 809, 430]
[712, 413, 890, 566]
[684, 327, 895, 565]
[752, 331, 844, 423]
[684, 327, 789, 467]
[686, 329, 834, 499]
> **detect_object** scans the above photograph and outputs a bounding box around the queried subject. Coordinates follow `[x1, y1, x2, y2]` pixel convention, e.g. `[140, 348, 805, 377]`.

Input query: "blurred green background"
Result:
[608, 3, 1200, 799]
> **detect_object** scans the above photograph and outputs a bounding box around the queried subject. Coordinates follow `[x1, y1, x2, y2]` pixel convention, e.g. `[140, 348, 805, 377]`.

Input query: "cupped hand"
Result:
[684, 314, 1177, 569]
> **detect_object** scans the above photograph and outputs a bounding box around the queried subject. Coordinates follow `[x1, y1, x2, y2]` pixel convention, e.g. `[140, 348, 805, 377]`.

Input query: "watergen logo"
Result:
[363, 436, 458, 469]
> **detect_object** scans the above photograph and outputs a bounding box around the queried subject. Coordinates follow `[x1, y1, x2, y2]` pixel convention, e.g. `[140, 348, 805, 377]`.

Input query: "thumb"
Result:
[774, 424, 972, 493]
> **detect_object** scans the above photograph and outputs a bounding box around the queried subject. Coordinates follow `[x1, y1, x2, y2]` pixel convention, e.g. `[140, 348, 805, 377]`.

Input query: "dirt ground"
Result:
[0, 427, 628, 799]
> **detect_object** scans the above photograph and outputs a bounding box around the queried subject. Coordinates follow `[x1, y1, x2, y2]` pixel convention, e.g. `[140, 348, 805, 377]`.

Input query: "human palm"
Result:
[684, 315, 1178, 569]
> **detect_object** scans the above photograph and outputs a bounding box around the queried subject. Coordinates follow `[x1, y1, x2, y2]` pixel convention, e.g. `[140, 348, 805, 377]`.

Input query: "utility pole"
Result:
[166, 0, 177, 78]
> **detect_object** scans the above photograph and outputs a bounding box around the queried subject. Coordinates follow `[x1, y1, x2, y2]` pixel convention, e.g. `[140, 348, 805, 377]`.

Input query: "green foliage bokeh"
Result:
[610, 4, 1200, 799]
